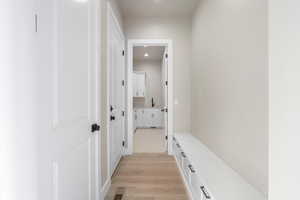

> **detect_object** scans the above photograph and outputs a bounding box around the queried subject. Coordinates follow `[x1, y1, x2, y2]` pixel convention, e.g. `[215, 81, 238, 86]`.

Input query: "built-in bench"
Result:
[173, 133, 266, 200]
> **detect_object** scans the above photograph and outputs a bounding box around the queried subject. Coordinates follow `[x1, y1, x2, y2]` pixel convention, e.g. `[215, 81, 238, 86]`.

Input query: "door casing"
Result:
[126, 39, 174, 155]
[106, 2, 126, 177]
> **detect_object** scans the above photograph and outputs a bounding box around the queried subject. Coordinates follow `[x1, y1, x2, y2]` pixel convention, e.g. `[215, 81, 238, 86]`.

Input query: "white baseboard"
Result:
[174, 156, 195, 200]
[100, 178, 111, 200]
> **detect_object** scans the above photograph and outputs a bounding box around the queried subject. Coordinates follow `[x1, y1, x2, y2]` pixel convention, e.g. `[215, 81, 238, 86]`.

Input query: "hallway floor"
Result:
[105, 153, 189, 200]
[134, 128, 166, 153]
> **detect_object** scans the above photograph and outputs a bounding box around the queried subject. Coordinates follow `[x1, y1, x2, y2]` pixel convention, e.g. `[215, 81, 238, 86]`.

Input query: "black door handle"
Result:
[110, 115, 115, 121]
[91, 124, 100, 133]
[161, 108, 168, 112]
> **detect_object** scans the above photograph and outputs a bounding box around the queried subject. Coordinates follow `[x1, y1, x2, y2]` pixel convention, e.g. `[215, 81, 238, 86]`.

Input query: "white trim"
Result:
[107, 3, 124, 42]
[174, 155, 194, 200]
[100, 179, 111, 199]
[95, 1, 102, 200]
[126, 39, 174, 155]
[93, 0, 101, 199]
[106, 1, 125, 178]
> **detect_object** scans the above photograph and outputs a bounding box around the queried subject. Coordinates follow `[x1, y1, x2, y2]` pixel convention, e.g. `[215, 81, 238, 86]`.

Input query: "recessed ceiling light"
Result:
[144, 53, 149, 57]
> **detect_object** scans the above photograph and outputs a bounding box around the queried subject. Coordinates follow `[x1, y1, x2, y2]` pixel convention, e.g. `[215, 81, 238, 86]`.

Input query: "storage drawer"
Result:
[200, 185, 213, 200]
[174, 142, 182, 162]
[180, 152, 189, 180]
[172, 137, 177, 156]
[190, 172, 204, 200]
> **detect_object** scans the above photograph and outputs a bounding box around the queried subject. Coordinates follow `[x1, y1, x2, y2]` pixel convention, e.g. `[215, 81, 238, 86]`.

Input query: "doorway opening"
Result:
[126, 40, 174, 155]
[132, 46, 167, 153]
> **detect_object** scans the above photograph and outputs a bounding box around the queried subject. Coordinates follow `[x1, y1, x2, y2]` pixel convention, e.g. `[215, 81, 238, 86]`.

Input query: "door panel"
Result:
[54, 141, 90, 200]
[51, 0, 97, 199]
[108, 5, 125, 176]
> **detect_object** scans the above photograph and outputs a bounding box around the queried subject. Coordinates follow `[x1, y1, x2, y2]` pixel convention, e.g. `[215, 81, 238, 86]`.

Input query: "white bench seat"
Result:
[174, 133, 266, 200]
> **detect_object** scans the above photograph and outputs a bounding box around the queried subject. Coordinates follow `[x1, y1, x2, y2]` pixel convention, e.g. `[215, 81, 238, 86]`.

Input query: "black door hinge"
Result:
[122, 141, 125, 146]
[122, 111, 125, 117]
[165, 81, 168, 86]
[165, 135, 168, 140]
[122, 50, 125, 56]
[122, 80, 125, 86]
[165, 108, 168, 113]
[91, 124, 100, 133]
[165, 53, 168, 58]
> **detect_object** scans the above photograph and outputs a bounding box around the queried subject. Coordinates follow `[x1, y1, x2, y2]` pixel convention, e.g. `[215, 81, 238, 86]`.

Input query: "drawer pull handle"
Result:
[200, 186, 211, 199]
[188, 164, 195, 173]
[181, 152, 186, 158]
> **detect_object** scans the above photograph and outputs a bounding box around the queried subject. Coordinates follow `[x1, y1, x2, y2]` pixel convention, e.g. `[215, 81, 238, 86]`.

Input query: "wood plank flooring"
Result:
[134, 129, 166, 153]
[105, 153, 189, 200]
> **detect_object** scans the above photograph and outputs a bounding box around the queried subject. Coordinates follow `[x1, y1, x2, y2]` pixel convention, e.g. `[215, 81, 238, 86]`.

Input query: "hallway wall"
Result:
[191, 0, 268, 196]
[124, 17, 192, 132]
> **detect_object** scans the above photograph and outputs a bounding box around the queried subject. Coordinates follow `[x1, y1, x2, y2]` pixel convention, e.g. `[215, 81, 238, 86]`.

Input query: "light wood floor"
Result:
[105, 153, 189, 200]
[134, 129, 166, 153]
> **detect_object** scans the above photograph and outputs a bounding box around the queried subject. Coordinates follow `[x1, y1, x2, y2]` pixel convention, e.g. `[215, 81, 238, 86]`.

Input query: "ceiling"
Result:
[133, 46, 165, 61]
[117, 0, 199, 18]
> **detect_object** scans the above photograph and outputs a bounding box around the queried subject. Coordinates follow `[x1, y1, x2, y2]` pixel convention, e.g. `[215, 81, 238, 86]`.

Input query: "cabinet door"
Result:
[137, 74, 142, 97]
[136, 109, 140, 127]
[137, 109, 144, 127]
[137, 73, 145, 97]
[146, 109, 152, 127]
[154, 109, 162, 127]
[133, 73, 138, 97]
[140, 74, 145, 97]
[141, 109, 149, 127]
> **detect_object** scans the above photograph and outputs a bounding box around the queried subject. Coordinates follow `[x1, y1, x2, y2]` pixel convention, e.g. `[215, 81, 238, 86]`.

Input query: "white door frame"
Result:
[95, 0, 102, 199]
[106, 2, 125, 177]
[126, 39, 174, 155]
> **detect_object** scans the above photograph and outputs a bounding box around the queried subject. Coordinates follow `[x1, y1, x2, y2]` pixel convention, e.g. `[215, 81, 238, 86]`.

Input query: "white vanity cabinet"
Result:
[133, 72, 146, 98]
[134, 108, 163, 128]
[149, 109, 163, 127]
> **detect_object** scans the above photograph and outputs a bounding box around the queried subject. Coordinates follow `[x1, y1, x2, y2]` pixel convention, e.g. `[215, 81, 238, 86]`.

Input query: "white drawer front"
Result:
[181, 154, 190, 180]
[175, 143, 182, 162]
[190, 172, 204, 200]
[200, 185, 213, 200]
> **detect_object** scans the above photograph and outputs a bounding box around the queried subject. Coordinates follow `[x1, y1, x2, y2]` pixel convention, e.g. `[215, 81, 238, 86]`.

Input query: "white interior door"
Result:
[49, 0, 99, 199]
[108, 3, 125, 176]
[1, 1, 100, 200]
[162, 48, 169, 151]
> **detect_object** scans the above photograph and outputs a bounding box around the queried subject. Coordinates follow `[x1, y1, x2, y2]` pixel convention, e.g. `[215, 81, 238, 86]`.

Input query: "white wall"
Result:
[269, 1, 300, 199]
[124, 17, 192, 132]
[191, 0, 268, 196]
[133, 60, 163, 108]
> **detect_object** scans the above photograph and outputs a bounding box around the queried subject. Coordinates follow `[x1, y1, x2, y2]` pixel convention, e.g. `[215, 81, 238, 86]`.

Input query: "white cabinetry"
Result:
[133, 108, 163, 129]
[133, 72, 146, 98]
